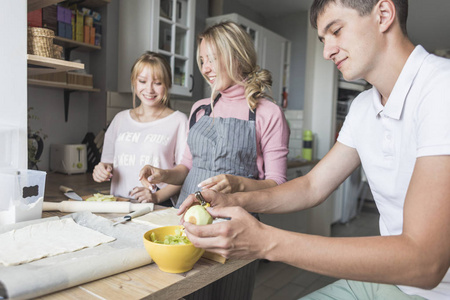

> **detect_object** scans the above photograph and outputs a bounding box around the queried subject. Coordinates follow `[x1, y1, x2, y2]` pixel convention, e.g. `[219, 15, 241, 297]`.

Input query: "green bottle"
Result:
[302, 130, 313, 161]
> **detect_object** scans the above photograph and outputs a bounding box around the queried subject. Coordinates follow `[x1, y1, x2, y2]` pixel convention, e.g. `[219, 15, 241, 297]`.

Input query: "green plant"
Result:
[28, 107, 47, 169]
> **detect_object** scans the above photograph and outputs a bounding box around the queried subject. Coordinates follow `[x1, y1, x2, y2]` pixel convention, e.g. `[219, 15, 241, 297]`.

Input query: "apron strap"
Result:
[249, 108, 256, 121]
[189, 94, 257, 128]
[189, 93, 222, 129]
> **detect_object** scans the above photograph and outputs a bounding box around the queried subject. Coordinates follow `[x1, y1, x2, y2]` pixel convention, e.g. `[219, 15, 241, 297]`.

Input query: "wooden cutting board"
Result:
[81, 194, 133, 202]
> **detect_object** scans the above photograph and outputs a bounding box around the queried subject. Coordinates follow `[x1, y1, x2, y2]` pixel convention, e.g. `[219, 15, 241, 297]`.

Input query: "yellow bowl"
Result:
[143, 225, 205, 273]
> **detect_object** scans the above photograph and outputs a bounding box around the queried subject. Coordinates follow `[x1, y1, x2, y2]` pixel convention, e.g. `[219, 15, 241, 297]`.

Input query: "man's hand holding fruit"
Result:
[178, 190, 269, 260]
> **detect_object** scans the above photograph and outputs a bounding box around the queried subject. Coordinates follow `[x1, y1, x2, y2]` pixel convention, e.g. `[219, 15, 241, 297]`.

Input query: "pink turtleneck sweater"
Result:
[180, 84, 290, 185]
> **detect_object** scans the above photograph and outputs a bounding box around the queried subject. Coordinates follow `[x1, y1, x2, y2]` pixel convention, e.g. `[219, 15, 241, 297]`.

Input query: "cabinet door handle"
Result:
[189, 74, 194, 93]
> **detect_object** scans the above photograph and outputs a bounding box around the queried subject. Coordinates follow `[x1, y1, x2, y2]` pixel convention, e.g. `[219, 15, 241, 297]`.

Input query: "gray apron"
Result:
[176, 94, 258, 207]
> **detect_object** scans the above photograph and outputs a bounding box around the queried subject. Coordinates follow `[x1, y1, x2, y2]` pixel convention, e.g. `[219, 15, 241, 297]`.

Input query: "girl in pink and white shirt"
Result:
[93, 52, 187, 205]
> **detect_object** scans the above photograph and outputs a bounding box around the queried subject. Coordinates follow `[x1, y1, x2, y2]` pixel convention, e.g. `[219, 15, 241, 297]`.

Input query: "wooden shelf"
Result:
[28, 0, 111, 12]
[28, 78, 100, 92]
[28, 0, 61, 12]
[27, 54, 84, 76]
[54, 36, 101, 51]
[27, 0, 109, 122]
[72, 0, 111, 8]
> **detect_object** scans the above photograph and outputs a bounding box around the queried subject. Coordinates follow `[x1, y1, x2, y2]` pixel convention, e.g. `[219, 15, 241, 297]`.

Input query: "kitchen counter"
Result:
[44, 172, 110, 202]
[38, 254, 252, 299]
[36, 172, 254, 299]
[35, 210, 253, 300]
[287, 159, 319, 169]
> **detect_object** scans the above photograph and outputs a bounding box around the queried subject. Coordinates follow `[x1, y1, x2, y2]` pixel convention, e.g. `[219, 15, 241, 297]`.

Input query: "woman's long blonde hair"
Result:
[197, 21, 272, 110]
[130, 51, 172, 108]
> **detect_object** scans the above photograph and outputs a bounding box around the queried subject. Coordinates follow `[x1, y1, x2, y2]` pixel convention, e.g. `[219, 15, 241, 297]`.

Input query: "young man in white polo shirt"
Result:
[178, 0, 450, 299]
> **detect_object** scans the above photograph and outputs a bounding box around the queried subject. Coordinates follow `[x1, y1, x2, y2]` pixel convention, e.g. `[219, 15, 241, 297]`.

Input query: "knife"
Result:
[112, 206, 152, 226]
[59, 185, 83, 201]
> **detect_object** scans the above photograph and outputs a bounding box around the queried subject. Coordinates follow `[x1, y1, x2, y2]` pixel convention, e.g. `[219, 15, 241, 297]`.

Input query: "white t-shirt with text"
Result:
[101, 109, 188, 199]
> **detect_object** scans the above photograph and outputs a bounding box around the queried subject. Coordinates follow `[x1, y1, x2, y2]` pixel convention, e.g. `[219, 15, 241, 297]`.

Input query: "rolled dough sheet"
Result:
[0, 212, 153, 299]
[132, 207, 181, 228]
[0, 218, 116, 266]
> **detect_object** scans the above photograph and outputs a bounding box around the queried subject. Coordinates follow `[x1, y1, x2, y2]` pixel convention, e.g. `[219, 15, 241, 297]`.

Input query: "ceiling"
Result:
[236, 0, 450, 53]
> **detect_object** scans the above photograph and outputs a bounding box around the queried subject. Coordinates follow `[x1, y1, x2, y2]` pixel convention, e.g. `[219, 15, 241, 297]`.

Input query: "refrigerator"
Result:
[332, 77, 368, 224]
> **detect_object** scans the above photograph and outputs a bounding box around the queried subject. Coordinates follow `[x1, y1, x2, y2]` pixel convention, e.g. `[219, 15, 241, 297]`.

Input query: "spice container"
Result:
[302, 130, 313, 161]
[0, 170, 47, 225]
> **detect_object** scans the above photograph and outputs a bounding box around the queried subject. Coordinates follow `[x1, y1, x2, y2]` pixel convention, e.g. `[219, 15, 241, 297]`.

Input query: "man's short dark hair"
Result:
[310, 0, 408, 35]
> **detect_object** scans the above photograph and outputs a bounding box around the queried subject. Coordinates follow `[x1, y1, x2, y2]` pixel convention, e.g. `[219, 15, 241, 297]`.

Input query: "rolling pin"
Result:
[42, 201, 154, 213]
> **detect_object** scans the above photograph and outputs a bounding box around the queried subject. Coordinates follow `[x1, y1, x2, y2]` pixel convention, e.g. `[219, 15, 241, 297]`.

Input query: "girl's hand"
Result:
[198, 174, 243, 193]
[92, 162, 113, 183]
[129, 186, 157, 203]
[139, 165, 167, 187]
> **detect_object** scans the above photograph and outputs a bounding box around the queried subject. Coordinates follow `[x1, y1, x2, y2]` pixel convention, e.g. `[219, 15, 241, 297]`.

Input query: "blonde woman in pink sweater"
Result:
[139, 22, 290, 300]
[139, 21, 290, 208]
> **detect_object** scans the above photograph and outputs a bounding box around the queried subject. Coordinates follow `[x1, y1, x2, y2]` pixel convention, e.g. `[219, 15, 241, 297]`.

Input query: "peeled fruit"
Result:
[85, 193, 116, 202]
[184, 205, 213, 225]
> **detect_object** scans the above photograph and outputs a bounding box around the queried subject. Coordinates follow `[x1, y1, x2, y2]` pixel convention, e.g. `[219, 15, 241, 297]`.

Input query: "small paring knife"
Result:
[59, 185, 83, 201]
[112, 207, 153, 226]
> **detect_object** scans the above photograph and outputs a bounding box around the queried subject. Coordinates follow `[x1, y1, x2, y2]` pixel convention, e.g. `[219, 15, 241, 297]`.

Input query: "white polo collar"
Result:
[371, 45, 430, 119]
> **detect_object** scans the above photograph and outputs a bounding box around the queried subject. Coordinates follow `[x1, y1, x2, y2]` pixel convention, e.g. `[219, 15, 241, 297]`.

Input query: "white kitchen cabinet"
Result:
[286, 165, 309, 181]
[205, 13, 290, 106]
[333, 79, 369, 224]
[118, 0, 196, 96]
[260, 164, 312, 234]
[259, 163, 334, 236]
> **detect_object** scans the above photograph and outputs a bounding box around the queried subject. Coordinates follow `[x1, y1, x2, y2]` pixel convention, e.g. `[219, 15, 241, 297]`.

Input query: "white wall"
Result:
[301, 16, 339, 237]
[0, 0, 27, 170]
[219, 0, 264, 24]
[28, 87, 90, 170]
[216, 0, 309, 111]
[303, 22, 337, 160]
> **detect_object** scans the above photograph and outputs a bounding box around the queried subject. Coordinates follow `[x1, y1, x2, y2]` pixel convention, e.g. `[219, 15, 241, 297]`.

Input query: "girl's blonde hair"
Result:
[130, 51, 172, 108]
[197, 21, 272, 110]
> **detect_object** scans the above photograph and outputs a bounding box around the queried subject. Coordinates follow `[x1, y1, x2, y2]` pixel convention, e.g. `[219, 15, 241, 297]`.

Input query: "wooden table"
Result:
[38, 172, 254, 299]
[36, 229, 252, 299]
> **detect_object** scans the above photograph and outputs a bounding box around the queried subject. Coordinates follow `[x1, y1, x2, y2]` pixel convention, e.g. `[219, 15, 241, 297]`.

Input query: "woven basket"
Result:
[53, 44, 64, 59]
[27, 27, 55, 58]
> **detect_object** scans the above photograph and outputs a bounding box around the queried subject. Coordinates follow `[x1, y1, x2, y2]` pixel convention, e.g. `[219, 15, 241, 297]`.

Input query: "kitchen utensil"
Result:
[195, 191, 206, 206]
[143, 225, 205, 273]
[59, 185, 83, 201]
[112, 207, 152, 226]
[42, 201, 154, 213]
